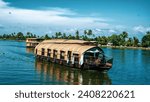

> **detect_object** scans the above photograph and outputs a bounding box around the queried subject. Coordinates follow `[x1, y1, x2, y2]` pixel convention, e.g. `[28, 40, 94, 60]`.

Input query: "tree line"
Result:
[0, 30, 150, 47]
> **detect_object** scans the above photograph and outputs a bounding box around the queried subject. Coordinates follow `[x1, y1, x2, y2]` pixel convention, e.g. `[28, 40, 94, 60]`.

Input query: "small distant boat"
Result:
[34, 39, 113, 71]
[26, 38, 44, 48]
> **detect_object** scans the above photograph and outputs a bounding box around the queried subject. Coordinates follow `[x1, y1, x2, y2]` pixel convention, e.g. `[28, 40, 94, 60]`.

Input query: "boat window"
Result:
[53, 50, 57, 58]
[95, 52, 100, 59]
[84, 52, 95, 63]
[98, 53, 104, 59]
[73, 54, 79, 62]
[67, 51, 72, 61]
[41, 48, 45, 56]
[60, 51, 65, 60]
[84, 52, 94, 59]
[47, 49, 51, 57]
[35, 49, 37, 54]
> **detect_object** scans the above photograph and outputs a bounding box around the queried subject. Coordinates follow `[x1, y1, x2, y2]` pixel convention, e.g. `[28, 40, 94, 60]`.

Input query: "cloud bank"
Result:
[0, 0, 110, 34]
[133, 25, 150, 33]
[0, 0, 149, 38]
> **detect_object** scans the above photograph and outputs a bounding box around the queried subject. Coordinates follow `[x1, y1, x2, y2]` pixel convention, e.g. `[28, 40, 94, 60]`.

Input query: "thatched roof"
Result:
[35, 39, 98, 55]
[35, 39, 100, 55]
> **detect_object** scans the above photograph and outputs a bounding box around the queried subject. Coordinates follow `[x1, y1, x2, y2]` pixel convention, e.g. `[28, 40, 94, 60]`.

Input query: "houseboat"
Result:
[26, 38, 44, 48]
[34, 39, 113, 71]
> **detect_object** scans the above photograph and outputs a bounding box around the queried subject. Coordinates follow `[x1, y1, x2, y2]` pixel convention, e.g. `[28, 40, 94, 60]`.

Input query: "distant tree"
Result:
[62, 33, 67, 39]
[126, 37, 133, 46]
[102, 36, 108, 45]
[122, 31, 128, 39]
[87, 29, 93, 40]
[133, 37, 139, 47]
[98, 36, 108, 45]
[16, 32, 24, 40]
[44, 34, 50, 39]
[68, 34, 75, 39]
[81, 35, 88, 41]
[55, 32, 58, 38]
[58, 32, 62, 38]
[142, 31, 150, 47]
[84, 30, 87, 36]
[87, 29, 93, 36]
[110, 34, 121, 46]
[33, 34, 36, 38]
[26, 32, 31, 38]
[51, 35, 55, 39]
[75, 30, 79, 39]
[119, 31, 128, 46]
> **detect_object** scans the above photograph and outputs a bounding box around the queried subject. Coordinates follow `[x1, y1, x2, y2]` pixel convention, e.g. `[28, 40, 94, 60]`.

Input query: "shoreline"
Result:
[1, 39, 150, 50]
[0, 39, 25, 42]
[100, 45, 150, 50]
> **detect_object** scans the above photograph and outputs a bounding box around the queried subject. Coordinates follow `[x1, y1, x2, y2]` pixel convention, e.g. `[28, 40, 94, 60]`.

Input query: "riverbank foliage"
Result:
[0, 30, 150, 47]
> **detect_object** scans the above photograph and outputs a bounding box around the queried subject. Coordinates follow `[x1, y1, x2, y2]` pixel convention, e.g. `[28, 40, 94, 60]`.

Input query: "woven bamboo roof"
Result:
[35, 39, 99, 55]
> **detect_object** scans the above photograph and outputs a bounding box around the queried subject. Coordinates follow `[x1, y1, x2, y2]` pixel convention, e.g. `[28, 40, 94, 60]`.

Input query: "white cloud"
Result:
[63, 28, 77, 33]
[108, 29, 117, 33]
[0, 0, 110, 33]
[0, 0, 9, 8]
[40, 7, 77, 16]
[146, 27, 150, 31]
[95, 28, 102, 32]
[133, 25, 150, 33]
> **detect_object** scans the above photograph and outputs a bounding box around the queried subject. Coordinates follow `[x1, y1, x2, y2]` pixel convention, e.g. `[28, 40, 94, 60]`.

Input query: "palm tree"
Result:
[16, 32, 24, 40]
[142, 32, 150, 47]
[84, 30, 87, 36]
[110, 34, 121, 46]
[87, 29, 92, 36]
[119, 31, 128, 46]
[55, 32, 62, 38]
[26, 32, 31, 38]
[75, 30, 79, 39]
[44, 34, 50, 39]
[62, 33, 67, 39]
[133, 37, 139, 47]
[126, 37, 133, 46]
[122, 31, 128, 38]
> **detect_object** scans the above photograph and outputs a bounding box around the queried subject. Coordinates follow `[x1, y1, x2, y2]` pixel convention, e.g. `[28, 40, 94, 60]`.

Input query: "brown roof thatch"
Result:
[34, 39, 98, 58]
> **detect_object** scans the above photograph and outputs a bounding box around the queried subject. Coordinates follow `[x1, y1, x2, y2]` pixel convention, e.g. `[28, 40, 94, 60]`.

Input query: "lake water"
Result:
[0, 40, 150, 85]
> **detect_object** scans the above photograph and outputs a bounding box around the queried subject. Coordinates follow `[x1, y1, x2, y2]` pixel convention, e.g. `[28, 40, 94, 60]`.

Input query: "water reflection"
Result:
[26, 48, 34, 54]
[35, 60, 111, 85]
[141, 50, 150, 67]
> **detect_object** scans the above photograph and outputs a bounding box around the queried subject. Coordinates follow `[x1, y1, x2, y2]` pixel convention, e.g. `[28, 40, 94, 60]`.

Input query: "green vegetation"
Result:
[0, 30, 150, 48]
[141, 32, 150, 47]
[0, 32, 36, 40]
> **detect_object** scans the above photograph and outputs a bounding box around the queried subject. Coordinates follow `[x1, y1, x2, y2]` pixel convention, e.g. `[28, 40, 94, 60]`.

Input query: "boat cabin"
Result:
[34, 39, 113, 70]
[26, 38, 44, 48]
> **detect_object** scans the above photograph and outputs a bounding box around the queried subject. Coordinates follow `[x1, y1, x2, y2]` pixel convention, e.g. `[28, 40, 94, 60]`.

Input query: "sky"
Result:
[0, 0, 150, 39]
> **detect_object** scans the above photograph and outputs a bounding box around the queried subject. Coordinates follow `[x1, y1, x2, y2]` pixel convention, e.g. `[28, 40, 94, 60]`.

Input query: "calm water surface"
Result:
[0, 40, 150, 85]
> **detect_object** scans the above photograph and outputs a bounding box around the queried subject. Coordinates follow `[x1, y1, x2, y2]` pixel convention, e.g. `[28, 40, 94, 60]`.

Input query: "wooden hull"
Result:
[35, 55, 112, 71]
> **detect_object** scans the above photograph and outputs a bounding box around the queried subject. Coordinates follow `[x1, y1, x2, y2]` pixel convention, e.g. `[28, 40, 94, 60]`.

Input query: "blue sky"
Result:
[0, 0, 150, 38]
